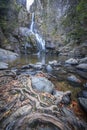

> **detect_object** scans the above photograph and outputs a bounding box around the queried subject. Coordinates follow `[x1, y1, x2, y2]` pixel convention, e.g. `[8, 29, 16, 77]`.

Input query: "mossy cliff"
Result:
[0, 0, 87, 53]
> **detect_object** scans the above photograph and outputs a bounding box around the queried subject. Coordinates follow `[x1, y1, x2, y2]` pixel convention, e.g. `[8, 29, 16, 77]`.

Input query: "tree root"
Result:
[14, 112, 70, 130]
[0, 75, 87, 130]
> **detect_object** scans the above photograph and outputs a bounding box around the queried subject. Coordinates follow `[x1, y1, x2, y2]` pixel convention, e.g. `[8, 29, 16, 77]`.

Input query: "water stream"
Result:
[26, 0, 45, 52]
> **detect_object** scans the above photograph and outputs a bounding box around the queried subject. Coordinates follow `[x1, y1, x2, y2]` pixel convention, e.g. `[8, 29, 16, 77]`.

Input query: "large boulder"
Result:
[0, 48, 19, 61]
[31, 77, 54, 93]
[78, 98, 87, 112]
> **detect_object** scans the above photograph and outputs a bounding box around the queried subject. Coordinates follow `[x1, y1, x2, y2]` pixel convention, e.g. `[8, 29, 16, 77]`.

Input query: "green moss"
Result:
[62, 0, 87, 43]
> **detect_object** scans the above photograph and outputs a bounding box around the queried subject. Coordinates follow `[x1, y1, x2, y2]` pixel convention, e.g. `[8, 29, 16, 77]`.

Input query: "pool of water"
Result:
[8, 53, 67, 68]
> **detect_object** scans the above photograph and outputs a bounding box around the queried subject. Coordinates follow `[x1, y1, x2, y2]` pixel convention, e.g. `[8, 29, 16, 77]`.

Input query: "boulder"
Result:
[65, 58, 78, 65]
[0, 62, 8, 69]
[76, 70, 87, 79]
[53, 90, 71, 105]
[46, 65, 53, 73]
[31, 77, 54, 93]
[67, 75, 81, 86]
[29, 63, 44, 70]
[49, 60, 57, 65]
[78, 98, 87, 112]
[79, 57, 87, 63]
[76, 63, 87, 71]
[0, 48, 19, 61]
[78, 90, 87, 98]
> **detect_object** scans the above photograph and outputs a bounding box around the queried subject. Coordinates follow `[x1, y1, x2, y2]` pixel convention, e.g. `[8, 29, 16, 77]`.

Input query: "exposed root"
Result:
[0, 75, 87, 130]
[14, 112, 69, 130]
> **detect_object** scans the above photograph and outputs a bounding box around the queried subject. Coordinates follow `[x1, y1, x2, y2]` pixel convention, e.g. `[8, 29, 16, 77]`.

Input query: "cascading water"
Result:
[26, 0, 34, 12]
[26, 0, 45, 52]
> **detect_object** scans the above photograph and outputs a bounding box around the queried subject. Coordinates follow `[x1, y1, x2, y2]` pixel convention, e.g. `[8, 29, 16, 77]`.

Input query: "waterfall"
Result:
[30, 12, 34, 33]
[35, 33, 45, 51]
[26, 0, 45, 52]
[26, 0, 34, 12]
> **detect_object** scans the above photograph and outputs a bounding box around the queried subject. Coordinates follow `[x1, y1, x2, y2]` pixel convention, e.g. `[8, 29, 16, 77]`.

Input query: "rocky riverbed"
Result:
[0, 69, 87, 130]
[0, 51, 87, 129]
[0, 46, 87, 129]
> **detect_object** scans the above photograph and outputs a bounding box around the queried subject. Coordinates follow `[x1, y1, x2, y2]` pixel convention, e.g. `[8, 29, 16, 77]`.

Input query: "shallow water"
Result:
[7, 53, 68, 68]
[7, 53, 84, 101]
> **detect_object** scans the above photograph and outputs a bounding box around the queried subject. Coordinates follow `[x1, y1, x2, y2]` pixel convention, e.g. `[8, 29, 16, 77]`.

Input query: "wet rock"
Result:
[76, 63, 87, 71]
[76, 70, 87, 79]
[78, 98, 87, 112]
[0, 48, 19, 61]
[64, 64, 76, 73]
[62, 107, 87, 129]
[31, 77, 54, 93]
[83, 83, 87, 88]
[78, 90, 87, 98]
[79, 57, 87, 63]
[65, 58, 78, 65]
[67, 75, 81, 86]
[49, 60, 61, 67]
[61, 95, 71, 105]
[53, 90, 63, 97]
[21, 64, 30, 69]
[29, 63, 44, 70]
[46, 65, 53, 73]
[53, 90, 71, 105]
[49, 60, 57, 65]
[76, 63, 87, 79]
[0, 62, 8, 69]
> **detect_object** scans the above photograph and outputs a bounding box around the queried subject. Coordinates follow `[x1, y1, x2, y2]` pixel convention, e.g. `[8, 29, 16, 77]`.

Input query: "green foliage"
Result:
[62, 0, 87, 43]
[0, 0, 21, 32]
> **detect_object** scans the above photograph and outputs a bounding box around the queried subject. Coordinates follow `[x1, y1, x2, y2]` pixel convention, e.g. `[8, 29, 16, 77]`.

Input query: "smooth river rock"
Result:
[65, 58, 78, 65]
[78, 98, 87, 112]
[79, 57, 87, 63]
[67, 75, 81, 86]
[0, 62, 8, 69]
[31, 77, 54, 93]
[76, 63, 87, 71]
[78, 90, 87, 98]
[0, 48, 19, 61]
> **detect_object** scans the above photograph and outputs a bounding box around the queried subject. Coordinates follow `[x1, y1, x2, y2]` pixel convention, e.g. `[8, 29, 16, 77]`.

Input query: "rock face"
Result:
[31, 77, 54, 93]
[0, 0, 85, 55]
[31, 0, 68, 45]
[0, 0, 79, 54]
